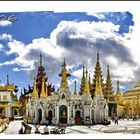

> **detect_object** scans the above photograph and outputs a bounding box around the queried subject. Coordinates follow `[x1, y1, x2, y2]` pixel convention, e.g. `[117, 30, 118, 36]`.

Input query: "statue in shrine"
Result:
[62, 110, 66, 118]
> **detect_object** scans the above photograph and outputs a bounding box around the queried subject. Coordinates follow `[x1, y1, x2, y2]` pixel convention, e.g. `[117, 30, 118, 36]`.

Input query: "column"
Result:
[55, 105, 57, 119]
[67, 105, 70, 124]
[57, 105, 59, 124]
[35, 109, 38, 123]
[42, 109, 44, 123]
[26, 107, 28, 117]
[89, 108, 92, 124]
[73, 108, 75, 119]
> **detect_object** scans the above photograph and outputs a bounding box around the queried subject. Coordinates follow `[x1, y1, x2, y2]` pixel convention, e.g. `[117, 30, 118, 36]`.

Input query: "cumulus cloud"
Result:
[0, 33, 13, 41]
[51, 20, 137, 84]
[87, 12, 106, 19]
[0, 44, 3, 49]
[0, 20, 12, 27]
[0, 12, 139, 92]
[7, 39, 25, 55]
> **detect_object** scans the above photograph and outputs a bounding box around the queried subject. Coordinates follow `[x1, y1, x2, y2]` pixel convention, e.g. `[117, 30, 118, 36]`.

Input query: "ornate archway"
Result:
[38, 109, 42, 124]
[59, 105, 67, 124]
[48, 110, 53, 125]
[14, 110, 18, 116]
[75, 110, 83, 125]
[76, 110, 81, 117]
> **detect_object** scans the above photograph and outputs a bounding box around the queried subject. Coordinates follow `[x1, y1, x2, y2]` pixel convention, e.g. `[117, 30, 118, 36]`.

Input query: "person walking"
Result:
[35, 124, 41, 134]
[115, 116, 119, 125]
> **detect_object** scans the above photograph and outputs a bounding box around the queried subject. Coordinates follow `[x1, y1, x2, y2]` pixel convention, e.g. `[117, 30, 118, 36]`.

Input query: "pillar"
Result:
[42, 109, 45, 123]
[35, 109, 38, 123]
[67, 105, 70, 124]
[57, 105, 59, 124]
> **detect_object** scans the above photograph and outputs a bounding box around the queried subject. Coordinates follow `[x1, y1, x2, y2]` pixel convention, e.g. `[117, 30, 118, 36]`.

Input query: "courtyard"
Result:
[1, 119, 140, 135]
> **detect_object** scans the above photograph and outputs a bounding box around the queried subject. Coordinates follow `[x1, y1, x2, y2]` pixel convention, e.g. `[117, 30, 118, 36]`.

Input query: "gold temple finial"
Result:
[116, 80, 121, 97]
[73, 80, 77, 95]
[107, 65, 110, 75]
[88, 73, 91, 85]
[97, 52, 100, 63]
[84, 67, 90, 94]
[40, 53, 42, 67]
[62, 58, 66, 67]
[83, 66, 85, 76]
[85, 66, 88, 79]
[32, 76, 38, 98]
[7, 75, 9, 85]
[40, 77, 46, 98]
[79, 65, 86, 95]
[59, 59, 71, 89]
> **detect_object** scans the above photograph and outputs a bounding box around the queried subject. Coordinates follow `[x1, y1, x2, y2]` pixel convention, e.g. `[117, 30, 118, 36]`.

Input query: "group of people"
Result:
[103, 115, 119, 126]
[35, 124, 49, 134]
[111, 115, 119, 125]
[35, 121, 66, 134]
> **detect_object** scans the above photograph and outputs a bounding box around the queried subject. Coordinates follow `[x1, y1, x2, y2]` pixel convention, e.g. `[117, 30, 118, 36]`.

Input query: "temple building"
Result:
[104, 65, 117, 117]
[23, 54, 108, 125]
[90, 53, 105, 98]
[87, 53, 117, 117]
[21, 52, 140, 125]
[0, 75, 20, 118]
[123, 80, 140, 118]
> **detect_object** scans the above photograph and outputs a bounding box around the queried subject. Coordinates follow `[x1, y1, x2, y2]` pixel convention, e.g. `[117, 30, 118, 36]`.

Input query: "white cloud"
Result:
[12, 68, 20, 72]
[68, 78, 78, 86]
[13, 67, 34, 72]
[0, 35, 66, 72]
[0, 44, 3, 49]
[72, 68, 83, 79]
[51, 20, 120, 43]
[7, 39, 25, 55]
[87, 12, 105, 19]
[125, 12, 140, 65]
[0, 20, 12, 27]
[0, 10, 140, 93]
[105, 55, 119, 68]
[0, 33, 13, 41]
[0, 19, 132, 83]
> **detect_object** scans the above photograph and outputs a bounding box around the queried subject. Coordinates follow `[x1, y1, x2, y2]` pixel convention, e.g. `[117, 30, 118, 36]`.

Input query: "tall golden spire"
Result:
[105, 65, 114, 100]
[79, 66, 86, 95]
[59, 58, 71, 89]
[40, 77, 46, 98]
[7, 75, 9, 85]
[73, 80, 77, 95]
[84, 67, 90, 94]
[95, 73, 103, 95]
[91, 52, 105, 97]
[116, 80, 121, 97]
[83, 65, 85, 76]
[32, 76, 38, 98]
[88, 73, 91, 85]
[40, 53, 42, 67]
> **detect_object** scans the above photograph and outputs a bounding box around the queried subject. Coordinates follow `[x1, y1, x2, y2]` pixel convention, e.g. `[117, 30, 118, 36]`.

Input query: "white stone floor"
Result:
[1, 119, 140, 135]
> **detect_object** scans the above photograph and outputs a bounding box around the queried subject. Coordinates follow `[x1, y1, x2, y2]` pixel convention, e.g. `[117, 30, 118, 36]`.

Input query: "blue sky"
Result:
[0, 11, 138, 97]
